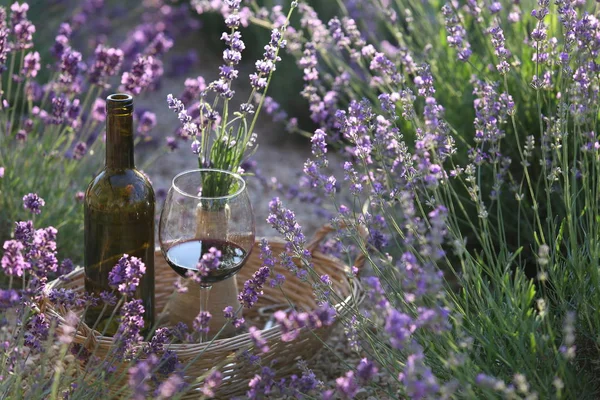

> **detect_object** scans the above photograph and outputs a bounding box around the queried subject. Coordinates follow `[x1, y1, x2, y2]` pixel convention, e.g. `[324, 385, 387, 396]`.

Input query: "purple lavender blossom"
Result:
[248, 326, 269, 353]
[72, 141, 87, 160]
[249, 28, 285, 92]
[11, 3, 35, 50]
[144, 327, 171, 355]
[58, 258, 74, 276]
[267, 197, 307, 251]
[385, 309, 416, 349]
[14, 220, 33, 242]
[180, 76, 206, 104]
[50, 95, 67, 124]
[21, 51, 40, 78]
[238, 266, 270, 308]
[335, 371, 358, 399]
[0, 28, 7, 72]
[59, 48, 82, 88]
[356, 358, 378, 382]
[22, 193, 45, 214]
[48, 288, 80, 308]
[488, 26, 511, 74]
[114, 299, 145, 360]
[108, 254, 147, 296]
[24, 313, 49, 352]
[121, 55, 155, 95]
[92, 98, 106, 121]
[399, 350, 440, 399]
[247, 366, 276, 399]
[128, 354, 157, 400]
[166, 136, 178, 151]
[51, 33, 69, 60]
[193, 311, 211, 335]
[88, 45, 124, 87]
[138, 111, 157, 135]
[274, 304, 336, 342]
[156, 373, 185, 399]
[27, 226, 59, 280]
[145, 32, 174, 57]
[0, 288, 20, 310]
[223, 305, 245, 328]
[1, 240, 29, 277]
[202, 370, 223, 398]
[442, 4, 472, 61]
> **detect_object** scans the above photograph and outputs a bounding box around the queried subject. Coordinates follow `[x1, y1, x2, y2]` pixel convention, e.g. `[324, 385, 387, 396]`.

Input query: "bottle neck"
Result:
[105, 95, 135, 170]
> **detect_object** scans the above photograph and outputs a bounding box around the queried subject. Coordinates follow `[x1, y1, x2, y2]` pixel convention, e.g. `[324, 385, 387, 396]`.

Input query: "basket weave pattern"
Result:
[44, 225, 364, 398]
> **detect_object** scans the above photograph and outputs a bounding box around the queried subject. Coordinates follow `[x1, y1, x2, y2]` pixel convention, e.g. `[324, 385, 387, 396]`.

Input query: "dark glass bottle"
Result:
[84, 93, 155, 335]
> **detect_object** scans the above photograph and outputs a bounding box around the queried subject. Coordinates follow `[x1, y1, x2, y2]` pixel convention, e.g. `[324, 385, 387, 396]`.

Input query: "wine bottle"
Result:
[84, 93, 155, 335]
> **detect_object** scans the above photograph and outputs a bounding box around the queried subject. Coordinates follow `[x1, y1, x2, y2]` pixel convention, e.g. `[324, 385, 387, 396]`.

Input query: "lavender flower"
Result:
[69, 140, 86, 161]
[385, 309, 416, 350]
[88, 45, 124, 87]
[399, 350, 440, 399]
[121, 55, 155, 95]
[11, 3, 35, 50]
[248, 326, 269, 353]
[274, 304, 336, 342]
[14, 220, 33, 243]
[1, 240, 29, 277]
[24, 313, 49, 351]
[144, 327, 171, 355]
[0, 28, 7, 71]
[51, 33, 69, 60]
[249, 28, 286, 92]
[247, 366, 276, 399]
[27, 226, 59, 279]
[114, 299, 145, 360]
[107, 255, 145, 296]
[335, 371, 358, 399]
[0, 288, 20, 310]
[223, 305, 245, 328]
[238, 266, 270, 308]
[138, 111, 156, 135]
[128, 355, 157, 400]
[59, 48, 82, 88]
[21, 51, 40, 78]
[442, 3, 471, 61]
[356, 358, 378, 382]
[267, 197, 307, 251]
[22, 193, 44, 214]
[193, 311, 211, 335]
[156, 373, 185, 399]
[488, 26, 511, 74]
[202, 370, 223, 398]
[145, 32, 173, 57]
[50, 95, 67, 124]
[48, 288, 79, 308]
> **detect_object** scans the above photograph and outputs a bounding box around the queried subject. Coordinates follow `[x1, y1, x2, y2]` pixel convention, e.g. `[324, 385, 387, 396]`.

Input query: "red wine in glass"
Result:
[165, 239, 251, 284]
[158, 169, 255, 342]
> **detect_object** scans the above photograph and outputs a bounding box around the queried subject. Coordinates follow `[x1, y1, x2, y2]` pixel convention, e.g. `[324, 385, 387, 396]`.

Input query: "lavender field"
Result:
[1, 0, 600, 399]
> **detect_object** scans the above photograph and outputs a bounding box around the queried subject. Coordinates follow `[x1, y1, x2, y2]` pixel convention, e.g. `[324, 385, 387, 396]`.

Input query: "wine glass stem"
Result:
[199, 284, 212, 342]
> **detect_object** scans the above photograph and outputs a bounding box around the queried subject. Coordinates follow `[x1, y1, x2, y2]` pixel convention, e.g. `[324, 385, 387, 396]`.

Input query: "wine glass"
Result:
[159, 169, 255, 341]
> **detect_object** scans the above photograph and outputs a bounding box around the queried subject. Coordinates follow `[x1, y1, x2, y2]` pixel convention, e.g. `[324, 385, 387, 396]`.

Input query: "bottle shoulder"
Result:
[85, 168, 155, 211]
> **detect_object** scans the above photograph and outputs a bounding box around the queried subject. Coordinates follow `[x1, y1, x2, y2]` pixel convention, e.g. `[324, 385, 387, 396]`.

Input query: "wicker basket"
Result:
[44, 224, 365, 399]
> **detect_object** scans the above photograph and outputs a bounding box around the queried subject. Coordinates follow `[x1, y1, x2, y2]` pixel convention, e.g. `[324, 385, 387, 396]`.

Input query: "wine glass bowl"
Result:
[158, 169, 255, 340]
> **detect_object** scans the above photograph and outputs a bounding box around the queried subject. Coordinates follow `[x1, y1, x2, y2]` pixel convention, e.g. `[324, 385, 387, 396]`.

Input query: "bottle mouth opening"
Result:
[106, 93, 133, 111]
[107, 93, 132, 102]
